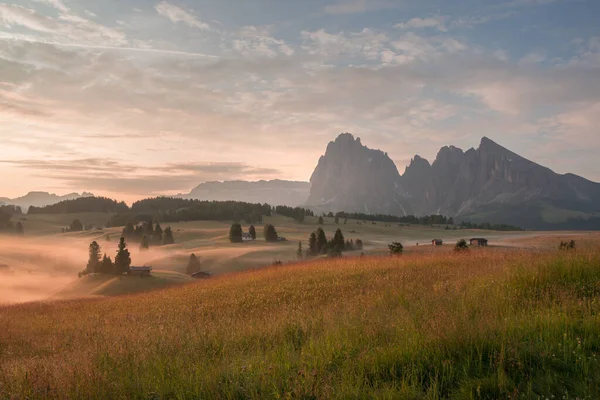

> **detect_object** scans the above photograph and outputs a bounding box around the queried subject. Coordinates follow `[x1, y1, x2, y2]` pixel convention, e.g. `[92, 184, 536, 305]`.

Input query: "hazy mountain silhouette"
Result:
[0, 192, 94, 212]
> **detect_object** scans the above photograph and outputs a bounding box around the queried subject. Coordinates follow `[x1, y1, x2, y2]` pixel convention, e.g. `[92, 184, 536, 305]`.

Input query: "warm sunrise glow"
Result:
[1, 0, 599, 200]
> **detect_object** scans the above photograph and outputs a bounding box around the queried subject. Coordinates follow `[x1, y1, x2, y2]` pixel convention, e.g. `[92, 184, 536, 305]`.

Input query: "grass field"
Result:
[2, 212, 596, 305]
[2, 241, 600, 398]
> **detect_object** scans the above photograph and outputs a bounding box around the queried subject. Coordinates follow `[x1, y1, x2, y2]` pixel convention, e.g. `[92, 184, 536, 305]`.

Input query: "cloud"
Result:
[0, 4, 57, 33]
[395, 16, 447, 32]
[323, 0, 399, 15]
[155, 1, 211, 30]
[33, 0, 69, 13]
[1, 159, 282, 195]
[231, 26, 294, 57]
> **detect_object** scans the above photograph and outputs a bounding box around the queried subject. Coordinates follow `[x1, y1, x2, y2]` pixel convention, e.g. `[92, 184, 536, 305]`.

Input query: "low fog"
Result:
[0, 234, 187, 305]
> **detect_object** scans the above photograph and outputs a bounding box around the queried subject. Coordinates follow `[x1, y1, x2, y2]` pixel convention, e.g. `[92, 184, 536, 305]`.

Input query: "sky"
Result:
[0, 0, 599, 202]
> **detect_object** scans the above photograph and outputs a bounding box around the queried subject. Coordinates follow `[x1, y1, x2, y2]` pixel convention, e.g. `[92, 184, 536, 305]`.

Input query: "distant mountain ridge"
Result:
[182, 180, 310, 206]
[0, 192, 94, 212]
[307, 134, 600, 229]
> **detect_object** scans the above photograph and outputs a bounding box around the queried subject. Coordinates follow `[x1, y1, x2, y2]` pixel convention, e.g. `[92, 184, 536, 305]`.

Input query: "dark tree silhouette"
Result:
[115, 238, 131, 274]
[186, 253, 202, 275]
[163, 227, 175, 245]
[69, 219, 84, 232]
[297, 241, 303, 260]
[308, 232, 318, 255]
[229, 223, 243, 243]
[154, 223, 163, 244]
[455, 239, 469, 252]
[140, 235, 150, 250]
[86, 241, 101, 274]
[333, 228, 345, 251]
[316, 228, 327, 254]
[388, 242, 404, 255]
[100, 254, 115, 274]
[249, 225, 256, 240]
[263, 224, 278, 242]
[318, 216, 324, 225]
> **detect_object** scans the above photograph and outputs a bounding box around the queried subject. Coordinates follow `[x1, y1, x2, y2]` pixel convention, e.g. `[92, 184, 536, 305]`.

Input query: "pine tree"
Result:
[186, 253, 202, 275]
[355, 239, 364, 251]
[316, 228, 327, 253]
[123, 222, 135, 238]
[333, 228, 345, 251]
[249, 225, 256, 240]
[86, 241, 101, 273]
[140, 235, 150, 250]
[308, 232, 318, 255]
[146, 220, 154, 235]
[229, 223, 243, 243]
[263, 224, 278, 242]
[318, 216, 324, 225]
[297, 241, 303, 260]
[100, 254, 114, 274]
[154, 223, 163, 244]
[163, 227, 175, 245]
[115, 237, 131, 274]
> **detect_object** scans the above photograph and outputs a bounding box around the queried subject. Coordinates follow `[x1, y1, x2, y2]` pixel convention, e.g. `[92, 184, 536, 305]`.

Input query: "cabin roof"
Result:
[470, 238, 488, 241]
[130, 266, 152, 271]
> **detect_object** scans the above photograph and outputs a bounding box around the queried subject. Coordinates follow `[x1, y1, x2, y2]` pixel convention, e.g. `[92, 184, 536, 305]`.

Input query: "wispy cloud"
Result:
[323, 0, 400, 15]
[155, 1, 211, 30]
[395, 16, 447, 32]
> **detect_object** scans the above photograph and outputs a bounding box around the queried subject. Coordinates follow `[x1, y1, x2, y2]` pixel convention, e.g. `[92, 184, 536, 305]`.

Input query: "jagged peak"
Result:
[333, 132, 361, 146]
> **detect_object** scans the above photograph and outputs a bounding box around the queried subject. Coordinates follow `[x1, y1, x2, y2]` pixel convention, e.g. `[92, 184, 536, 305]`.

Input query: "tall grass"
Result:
[1, 248, 600, 399]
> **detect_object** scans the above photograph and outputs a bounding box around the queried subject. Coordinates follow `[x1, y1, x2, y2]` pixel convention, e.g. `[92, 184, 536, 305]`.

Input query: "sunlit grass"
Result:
[1, 247, 600, 399]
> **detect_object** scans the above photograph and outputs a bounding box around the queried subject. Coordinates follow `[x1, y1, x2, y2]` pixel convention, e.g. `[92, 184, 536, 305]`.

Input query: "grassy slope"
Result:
[52, 270, 193, 299]
[2, 246, 600, 399]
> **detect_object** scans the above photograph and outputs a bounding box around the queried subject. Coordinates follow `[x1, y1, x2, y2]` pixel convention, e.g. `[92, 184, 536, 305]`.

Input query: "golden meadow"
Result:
[2, 244, 600, 399]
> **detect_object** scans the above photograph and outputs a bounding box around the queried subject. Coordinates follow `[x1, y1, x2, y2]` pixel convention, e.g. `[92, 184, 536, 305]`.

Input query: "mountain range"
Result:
[0, 192, 94, 212]
[307, 134, 600, 229]
[180, 180, 310, 207]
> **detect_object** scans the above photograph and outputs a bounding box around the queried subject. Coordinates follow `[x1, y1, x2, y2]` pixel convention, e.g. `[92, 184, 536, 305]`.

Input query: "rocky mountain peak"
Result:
[307, 133, 410, 215]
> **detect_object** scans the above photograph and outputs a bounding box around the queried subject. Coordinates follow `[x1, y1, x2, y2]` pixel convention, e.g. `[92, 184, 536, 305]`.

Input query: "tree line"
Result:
[229, 223, 280, 242]
[0, 206, 24, 235]
[29, 197, 128, 214]
[122, 220, 175, 248]
[107, 198, 271, 227]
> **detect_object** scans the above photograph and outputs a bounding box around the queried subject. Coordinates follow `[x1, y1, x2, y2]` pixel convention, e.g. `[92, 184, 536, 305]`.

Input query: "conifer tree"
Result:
[229, 223, 243, 243]
[308, 232, 318, 255]
[140, 235, 150, 250]
[249, 225, 257, 240]
[186, 253, 202, 275]
[297, 241, 303, 260]
[163, 227, 175, 245]
[316, 228, 327, 253]
[263, 224, 278, 242]
[86, 241, 101, 273]
[333, 228, 345, 251]
[115, 237, 131, 274]
[154, 223, 163, 244]
[100, 254, 114, 274]
[318, 216, 324, 225]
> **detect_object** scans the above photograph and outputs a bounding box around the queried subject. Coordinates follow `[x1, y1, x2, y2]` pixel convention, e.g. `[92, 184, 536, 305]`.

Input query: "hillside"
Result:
[183, 180, 310, 206]
[2, 245, 600, 398]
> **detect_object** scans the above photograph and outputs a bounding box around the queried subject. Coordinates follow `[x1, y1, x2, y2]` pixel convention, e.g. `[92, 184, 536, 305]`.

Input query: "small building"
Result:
[470, 238, 488, 247]
[192, 271, 211, 279]
[129, 266, 152, 277]
[242, 233, 254, 242]
[277, 237, 287, 242]
[431, 239, 443, 246]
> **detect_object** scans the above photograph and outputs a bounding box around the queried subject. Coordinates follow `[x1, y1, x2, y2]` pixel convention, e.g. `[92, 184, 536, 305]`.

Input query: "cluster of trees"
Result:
[306, 228, 363, 257]
[459, 221, 523, 231]
[0, 206, 24, 235]
[275, 206, 315, 222]
[122, 220, 174, 248]
[107, 198, 272, 227]
[81, 238, 131, 276]
[28, 197, 128, 214]
[229, 224, 276, 243]
[333, 212, 454, 226]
